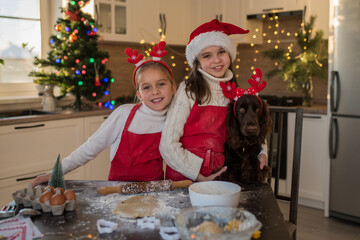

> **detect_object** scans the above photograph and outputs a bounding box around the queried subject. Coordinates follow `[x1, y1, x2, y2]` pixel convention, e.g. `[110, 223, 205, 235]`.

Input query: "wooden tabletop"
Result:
[31, 180, 291, 240]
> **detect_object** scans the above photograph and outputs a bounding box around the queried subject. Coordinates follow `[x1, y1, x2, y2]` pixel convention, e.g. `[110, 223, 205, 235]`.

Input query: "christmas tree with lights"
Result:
[30, 0, 114, 111]
[262, 16, 328, 106]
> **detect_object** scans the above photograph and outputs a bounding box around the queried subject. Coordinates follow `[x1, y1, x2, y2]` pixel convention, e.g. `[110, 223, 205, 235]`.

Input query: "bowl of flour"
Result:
[188, 181, 241, 207]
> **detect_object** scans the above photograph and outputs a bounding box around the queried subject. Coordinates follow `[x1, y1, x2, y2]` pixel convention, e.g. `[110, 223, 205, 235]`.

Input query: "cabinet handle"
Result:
[159, 13, 166, 36]
[14, 124, 45, 130]
[163, 13, 166, 35]
[262, 7, 284, 12]
[16, 174, 45, 182]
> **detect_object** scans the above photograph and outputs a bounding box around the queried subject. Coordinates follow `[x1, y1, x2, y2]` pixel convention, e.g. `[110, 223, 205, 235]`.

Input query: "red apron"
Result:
[166, 101, 228, 181]
[108, 103, 164, 181]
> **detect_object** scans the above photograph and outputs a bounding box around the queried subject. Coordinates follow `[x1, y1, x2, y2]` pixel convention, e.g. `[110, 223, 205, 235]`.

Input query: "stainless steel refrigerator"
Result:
[328, 0, 360, 223]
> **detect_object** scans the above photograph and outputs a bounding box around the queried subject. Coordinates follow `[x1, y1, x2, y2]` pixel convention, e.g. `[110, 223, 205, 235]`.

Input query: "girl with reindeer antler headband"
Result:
[160, 19, 268, 182]
[33, 41, 176, 186]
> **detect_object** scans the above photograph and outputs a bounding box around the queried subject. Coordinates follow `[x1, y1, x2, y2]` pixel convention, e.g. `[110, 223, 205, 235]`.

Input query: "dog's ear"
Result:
[226, 101, 239, 134]
[259, 101, 272, 143]
[226, 101, 242, 148]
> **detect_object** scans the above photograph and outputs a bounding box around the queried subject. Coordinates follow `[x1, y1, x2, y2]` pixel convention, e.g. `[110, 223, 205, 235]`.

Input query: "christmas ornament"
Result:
[94, 63, 101, 86]
[55, 24, 61, 32]
[69, 34, 78, 43]
[66, 9, 80, 22]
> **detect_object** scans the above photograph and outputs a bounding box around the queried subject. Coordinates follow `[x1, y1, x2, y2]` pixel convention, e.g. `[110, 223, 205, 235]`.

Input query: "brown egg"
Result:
[54, 187, 65, 194]
[50, 189, 66, 206]
[43, 185, 55, 193]
[63, 190, 76, 201]
[39, 189, 53, 203]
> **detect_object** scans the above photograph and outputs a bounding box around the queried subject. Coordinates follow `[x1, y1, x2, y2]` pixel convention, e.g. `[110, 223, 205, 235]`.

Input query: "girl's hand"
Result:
[258, 153, 267, 169]
[32, 173, 51, 187]
[196, 166, 227, 182]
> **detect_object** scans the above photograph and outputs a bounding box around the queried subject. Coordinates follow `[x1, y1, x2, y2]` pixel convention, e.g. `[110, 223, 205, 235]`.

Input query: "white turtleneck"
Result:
[61, 103, 167, 175]
[159, 69, 234, 180]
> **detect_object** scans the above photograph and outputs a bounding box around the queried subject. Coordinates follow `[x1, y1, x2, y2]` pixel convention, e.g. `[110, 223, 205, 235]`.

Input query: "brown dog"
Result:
[217, 94, 272, 186]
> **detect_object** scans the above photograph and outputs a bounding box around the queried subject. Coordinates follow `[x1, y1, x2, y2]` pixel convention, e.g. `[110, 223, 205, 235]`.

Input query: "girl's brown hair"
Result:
[185, 60, 237, 104]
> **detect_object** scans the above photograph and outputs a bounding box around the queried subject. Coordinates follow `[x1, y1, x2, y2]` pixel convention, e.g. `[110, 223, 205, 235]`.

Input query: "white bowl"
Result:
[188, 181, 241, 207]
[175, 207, 262, 240]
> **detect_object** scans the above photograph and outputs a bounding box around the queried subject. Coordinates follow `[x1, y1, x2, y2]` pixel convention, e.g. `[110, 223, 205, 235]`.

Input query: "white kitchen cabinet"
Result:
[245, 0, 305, 15]
[82, 115, 111, 181]
[131, 0, 192, 45]
[192, 0, 262, 44]
[94, 0, 132, 42]
[0, 118, 85, 205]
[287, 113, 329, 209]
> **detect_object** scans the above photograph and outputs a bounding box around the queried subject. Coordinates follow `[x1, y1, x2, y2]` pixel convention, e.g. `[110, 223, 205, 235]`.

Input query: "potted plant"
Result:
[262, 16, 328, 107]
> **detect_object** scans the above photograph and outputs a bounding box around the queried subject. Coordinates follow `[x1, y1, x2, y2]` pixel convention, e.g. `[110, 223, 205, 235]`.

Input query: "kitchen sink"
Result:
[0, 109, 58, 119]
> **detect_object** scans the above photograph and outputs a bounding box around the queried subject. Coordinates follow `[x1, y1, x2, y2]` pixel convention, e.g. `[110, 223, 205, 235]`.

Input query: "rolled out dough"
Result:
[112, 195, 159, 218]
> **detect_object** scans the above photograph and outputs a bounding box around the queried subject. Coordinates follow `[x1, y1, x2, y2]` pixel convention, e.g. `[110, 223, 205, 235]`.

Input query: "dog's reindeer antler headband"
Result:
[220, 68, 267, 116]
[125, 41, 173, 87]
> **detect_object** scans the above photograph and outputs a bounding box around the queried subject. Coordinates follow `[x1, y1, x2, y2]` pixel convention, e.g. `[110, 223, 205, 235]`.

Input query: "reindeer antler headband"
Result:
[125, 41, 173, 87]
[220, 68, 266, 116]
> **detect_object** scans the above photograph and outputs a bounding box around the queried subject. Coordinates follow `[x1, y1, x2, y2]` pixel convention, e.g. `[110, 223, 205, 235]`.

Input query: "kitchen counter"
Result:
[0, 104, 327, 127]
[0, 108, 112, 126]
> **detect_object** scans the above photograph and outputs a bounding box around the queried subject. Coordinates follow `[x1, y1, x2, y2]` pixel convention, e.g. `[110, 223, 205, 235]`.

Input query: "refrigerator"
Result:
[328, 0, 360, 223]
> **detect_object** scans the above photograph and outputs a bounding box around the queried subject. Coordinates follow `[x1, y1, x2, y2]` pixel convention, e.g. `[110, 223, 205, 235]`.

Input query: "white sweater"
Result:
[61, 103, 167, 175]
[160, 68, 234, 180]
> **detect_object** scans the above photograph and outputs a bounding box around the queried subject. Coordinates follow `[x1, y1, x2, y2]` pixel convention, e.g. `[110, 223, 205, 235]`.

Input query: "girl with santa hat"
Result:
[160, 19, 267, 181]
[33, 41, 176, 186]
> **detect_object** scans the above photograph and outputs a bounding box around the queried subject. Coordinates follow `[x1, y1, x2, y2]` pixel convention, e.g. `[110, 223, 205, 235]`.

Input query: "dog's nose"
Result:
[247, 125, 258, 133]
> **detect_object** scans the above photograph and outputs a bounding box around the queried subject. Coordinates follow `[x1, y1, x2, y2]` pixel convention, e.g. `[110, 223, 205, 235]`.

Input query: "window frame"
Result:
[0, 0, 62, 98]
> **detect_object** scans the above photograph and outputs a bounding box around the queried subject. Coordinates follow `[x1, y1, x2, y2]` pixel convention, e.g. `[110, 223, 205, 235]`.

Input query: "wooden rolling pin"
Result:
[97, 180, 193, 195]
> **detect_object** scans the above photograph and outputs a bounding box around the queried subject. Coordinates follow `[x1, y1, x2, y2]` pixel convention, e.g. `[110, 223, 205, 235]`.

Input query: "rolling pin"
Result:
[97, 180, 193, 195]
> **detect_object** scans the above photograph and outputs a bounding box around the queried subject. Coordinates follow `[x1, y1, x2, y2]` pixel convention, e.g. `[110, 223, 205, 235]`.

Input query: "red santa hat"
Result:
[185, 19, 249, 68]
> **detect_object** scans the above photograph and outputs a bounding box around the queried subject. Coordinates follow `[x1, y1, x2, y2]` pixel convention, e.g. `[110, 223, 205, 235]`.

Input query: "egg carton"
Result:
[12, 183, 76, 216]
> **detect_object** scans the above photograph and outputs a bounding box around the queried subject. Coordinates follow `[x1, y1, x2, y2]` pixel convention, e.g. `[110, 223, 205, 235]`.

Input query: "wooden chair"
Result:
[267, 107, 303, 240]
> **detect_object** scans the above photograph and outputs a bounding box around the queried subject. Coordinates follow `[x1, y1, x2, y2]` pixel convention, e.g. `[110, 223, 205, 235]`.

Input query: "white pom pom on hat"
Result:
[185, 19, 249, 68]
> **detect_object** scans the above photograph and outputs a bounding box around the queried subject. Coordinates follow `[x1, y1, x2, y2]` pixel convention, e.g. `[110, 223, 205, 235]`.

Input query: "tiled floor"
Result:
[278, 201, 360, 240]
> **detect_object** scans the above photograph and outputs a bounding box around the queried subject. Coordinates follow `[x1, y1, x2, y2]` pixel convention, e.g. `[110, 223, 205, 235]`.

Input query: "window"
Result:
[0, 0, 61, 97]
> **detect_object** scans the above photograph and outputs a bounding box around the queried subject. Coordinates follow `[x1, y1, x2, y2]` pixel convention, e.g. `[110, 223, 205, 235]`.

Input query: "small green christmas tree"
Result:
[262, 15, 328, 106]
[49, 154, 66, 189]
[30, 0, 113, 111]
